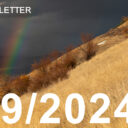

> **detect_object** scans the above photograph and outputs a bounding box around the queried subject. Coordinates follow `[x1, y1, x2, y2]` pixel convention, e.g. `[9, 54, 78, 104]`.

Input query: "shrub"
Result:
[62, 45, 77, 69]
[0, 74, 12, 87]
[32, 50, 62, 73]
[0, 86, 10, 103]
[29, 56, 71, 92]
[80, 33, 97, 60]
[81, 33, 93, 44]
[29, 47, 77, 92]
[48, 50, 62, 61]
[121, 27, 128, 36]
[28, 71, 49, 91]
[7, 75, 30, 96]
[30, 50, 62, 91]
[65, 45, 74, 52]
[86, 41, 97, 60]
[29, 62, 68, 92]
[32, 56, 52, 73]
[62, 53, 76, 69]
[49, 62, 68, 81]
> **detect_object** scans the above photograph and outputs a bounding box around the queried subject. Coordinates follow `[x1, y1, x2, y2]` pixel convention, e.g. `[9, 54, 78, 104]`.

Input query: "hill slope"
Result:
[29, 20, 128, 78]
[1, 37, 128, 127]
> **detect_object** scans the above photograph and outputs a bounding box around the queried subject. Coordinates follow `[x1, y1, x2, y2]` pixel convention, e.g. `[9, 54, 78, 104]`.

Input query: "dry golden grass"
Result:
[1, 39, 128, 128]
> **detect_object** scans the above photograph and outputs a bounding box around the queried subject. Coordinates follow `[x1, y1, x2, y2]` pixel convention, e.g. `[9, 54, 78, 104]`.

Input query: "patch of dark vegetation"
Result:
[29, 46, 77, 91]
[80, 33, 97, 60]
[0, 33, 97, 102]
[86, 41, 97, 60]
[7, 75, 30, 96]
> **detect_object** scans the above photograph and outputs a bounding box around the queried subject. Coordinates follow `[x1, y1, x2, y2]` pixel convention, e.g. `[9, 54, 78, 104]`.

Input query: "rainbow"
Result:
[2, 18, 30, 75]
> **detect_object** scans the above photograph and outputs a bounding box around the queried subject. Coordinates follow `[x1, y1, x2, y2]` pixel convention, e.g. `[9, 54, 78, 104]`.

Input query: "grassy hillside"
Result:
[0, 18, 127, 128]
[1, 37, 128, 127]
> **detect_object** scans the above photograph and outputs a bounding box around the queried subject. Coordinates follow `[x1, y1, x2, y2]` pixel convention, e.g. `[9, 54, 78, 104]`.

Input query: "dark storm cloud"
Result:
[19, 0, 128, 56]
[0, 0, 128, 74]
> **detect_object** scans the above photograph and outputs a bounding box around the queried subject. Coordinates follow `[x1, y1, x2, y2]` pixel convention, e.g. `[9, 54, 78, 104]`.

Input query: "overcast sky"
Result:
[0, 0, 128, 74]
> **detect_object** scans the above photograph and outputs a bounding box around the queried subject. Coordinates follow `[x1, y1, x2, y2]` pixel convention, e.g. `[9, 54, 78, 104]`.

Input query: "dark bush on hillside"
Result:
[29, 46, 77, 92]
[0, 86, 10, 103]
[81, 33, 93, 44]
[86, 41, 97, 60]
[121, 27, 128, 37]
[7, 75, 30, 96]
[32, 57, 51, 73]
[64, 45, 77, 69]
[52, 62, 68, 80]
[80, 33, 97, 60]
[65, 45, 74, 52]
[48, 50, 62, 61]
[0, 74, 14, 87]
[29, 62, 68, 92]
[31, 50, 62, 72]
[0, 74, 8, 87]
[62, 53, 76, 69]
[28, 71, 49, 91]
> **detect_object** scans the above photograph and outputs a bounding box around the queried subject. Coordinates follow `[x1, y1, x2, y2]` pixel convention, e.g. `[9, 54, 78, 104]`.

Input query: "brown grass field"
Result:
[0, 18, 128, 128]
